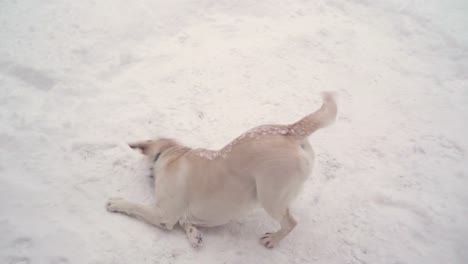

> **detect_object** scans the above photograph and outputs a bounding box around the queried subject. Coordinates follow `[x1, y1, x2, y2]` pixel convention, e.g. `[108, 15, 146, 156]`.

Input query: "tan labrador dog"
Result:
[106, 92, 337, 248]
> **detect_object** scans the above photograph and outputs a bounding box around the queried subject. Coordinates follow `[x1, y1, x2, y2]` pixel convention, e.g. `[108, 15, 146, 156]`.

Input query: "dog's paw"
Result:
[187, 228, 203, 248]
[260, 232, 277, 249]
[106, 197, 124, 212]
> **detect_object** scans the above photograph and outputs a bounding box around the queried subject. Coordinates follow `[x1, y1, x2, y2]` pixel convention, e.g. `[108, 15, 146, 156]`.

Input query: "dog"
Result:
[106, 92, 337, 248]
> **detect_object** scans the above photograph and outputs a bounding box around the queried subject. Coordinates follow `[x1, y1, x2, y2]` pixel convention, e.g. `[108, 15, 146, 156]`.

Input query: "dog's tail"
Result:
[288, 91, 337, 138]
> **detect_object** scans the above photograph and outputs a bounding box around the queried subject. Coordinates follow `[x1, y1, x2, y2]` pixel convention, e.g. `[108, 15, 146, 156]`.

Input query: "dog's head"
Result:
[128, 138, 179, 159]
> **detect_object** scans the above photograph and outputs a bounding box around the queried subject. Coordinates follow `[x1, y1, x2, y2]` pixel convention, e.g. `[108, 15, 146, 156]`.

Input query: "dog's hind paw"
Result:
[260, 232, 277, 249]
[106, 197, 125, 212]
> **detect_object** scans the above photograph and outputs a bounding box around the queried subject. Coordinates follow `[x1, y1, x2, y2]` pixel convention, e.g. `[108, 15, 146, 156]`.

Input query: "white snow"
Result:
[1, 0, 467, 263]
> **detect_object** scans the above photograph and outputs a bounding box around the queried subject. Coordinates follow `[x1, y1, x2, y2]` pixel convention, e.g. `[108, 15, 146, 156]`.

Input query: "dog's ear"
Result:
[129, 138, 180, 156]
[128, 140, 152, 153]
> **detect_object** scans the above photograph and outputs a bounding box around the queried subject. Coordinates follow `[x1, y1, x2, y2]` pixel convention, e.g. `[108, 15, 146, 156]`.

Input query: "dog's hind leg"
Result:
[180, 222, 203, 248]
[256, 170, 304, 248]
[106, 197, 176, 230]
[259, 207, 297, 249]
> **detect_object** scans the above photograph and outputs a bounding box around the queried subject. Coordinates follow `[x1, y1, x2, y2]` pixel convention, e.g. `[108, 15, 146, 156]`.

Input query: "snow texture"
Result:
[1, 0, 468, 263]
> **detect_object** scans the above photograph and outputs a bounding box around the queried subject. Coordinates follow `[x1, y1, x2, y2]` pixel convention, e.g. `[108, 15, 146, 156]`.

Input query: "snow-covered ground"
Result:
[1, 0, 467, 263]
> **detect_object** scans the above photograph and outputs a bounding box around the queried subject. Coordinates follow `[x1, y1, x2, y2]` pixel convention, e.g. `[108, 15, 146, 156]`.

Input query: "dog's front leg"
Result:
[179, 221, 203, 248]
[106, 197, 175, 230]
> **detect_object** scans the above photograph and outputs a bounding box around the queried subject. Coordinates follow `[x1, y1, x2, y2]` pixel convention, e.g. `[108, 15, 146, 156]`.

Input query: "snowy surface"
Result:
[1, 0, 467, 263]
